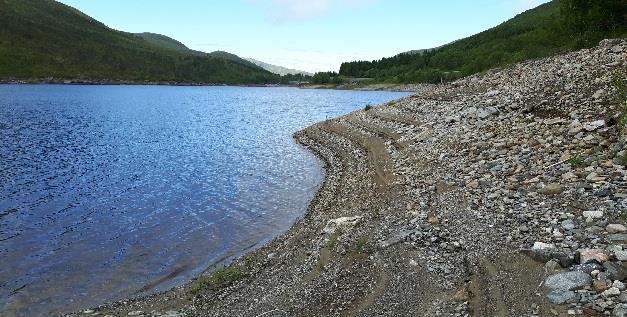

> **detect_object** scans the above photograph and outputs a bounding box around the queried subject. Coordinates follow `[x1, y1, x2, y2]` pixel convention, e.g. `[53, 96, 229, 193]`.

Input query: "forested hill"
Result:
[0, 0, 277, 84]
[338, 0, 626, 83]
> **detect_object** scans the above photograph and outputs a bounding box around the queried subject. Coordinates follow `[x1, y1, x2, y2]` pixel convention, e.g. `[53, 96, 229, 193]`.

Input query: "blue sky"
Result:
[58, 0, 550, 73]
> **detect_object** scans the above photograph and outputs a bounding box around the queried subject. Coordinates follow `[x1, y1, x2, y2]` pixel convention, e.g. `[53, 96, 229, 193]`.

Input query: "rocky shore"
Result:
[66, 39, 626, 317]
[302, 83, 425, 92]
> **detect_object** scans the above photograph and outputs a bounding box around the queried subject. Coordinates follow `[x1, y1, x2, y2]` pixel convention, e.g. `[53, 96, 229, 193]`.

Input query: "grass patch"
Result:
[326, 227, 344, 249]
[191, 265, 247, 295]
[567, 155, 585, 167]
[364, 104, 372, 111]
[352, 237, 371, 255]
[613, 72, 627, 128]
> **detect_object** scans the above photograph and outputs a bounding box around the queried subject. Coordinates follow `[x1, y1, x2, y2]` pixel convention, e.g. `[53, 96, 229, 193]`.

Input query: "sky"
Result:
[57, 0, 551, 73]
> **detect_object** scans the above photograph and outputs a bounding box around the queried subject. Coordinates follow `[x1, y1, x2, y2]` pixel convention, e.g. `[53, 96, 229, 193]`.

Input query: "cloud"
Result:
[247, 0, 375, 22]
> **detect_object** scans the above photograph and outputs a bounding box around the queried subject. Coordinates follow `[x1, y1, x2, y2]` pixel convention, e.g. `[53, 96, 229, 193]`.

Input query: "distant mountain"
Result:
[0, 0, 277, 84]
[246, 58, 312, 76]
[339, 0, 626, 83]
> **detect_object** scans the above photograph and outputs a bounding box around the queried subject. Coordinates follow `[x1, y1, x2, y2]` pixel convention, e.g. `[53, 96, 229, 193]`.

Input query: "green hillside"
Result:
[0, 0, 277, 84]
[134, 32, 201, 55]
[339, 0, 626, 83]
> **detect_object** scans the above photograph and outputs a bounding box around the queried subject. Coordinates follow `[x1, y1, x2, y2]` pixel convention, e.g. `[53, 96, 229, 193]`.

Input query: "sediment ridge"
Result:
[67, 39, 626, 317]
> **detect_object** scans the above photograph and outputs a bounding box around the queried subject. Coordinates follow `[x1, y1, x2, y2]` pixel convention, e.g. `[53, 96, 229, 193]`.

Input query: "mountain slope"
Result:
[134, 32, 201, 55]
[0, 0, 277, 84]
[246, 58, 312, 76]
[339, 1, 626, 83]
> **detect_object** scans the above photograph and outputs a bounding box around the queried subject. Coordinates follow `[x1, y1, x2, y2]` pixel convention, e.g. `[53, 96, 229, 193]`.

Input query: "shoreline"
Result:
[65, 39, 627, 316]
[0, 79, 426, 93]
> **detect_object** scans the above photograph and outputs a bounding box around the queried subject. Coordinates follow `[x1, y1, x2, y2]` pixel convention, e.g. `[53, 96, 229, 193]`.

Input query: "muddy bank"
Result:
[66, 39, 626, 317]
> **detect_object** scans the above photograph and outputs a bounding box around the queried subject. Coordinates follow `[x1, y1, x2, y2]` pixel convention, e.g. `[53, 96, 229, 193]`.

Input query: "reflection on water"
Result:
[0, 85, 409, 316]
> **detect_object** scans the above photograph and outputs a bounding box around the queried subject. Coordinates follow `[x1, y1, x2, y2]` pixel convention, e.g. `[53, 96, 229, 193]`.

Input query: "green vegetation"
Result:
[352, 237, 370, 255]
[191, 266, 247, 295]
[0, 0, 282, 84]
[613, 72, 627, 128]
[134, 32, 202, 55]
[336, 1, 626, 83]
[364, 104, 372, 111]
[567, 155, 585, 167]
[311, 71, 344, 85]
[326, 228, 344, 249]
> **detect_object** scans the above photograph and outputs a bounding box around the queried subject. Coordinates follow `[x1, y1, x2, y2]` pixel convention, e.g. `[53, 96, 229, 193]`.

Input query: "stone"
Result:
[583, 210, 604, 220]
[604, 262, 627, 281]
[562, 219, 576, 231]
[615, 304, 627, 317]
[569, 119, 583, 134]
[547, 290, 579, 304]
[619, 292, 627, 303]
[533, 242, 556, 250]
[580, 249, 610, 264]
[614, 281, 626, 291]
[615, 250, 627, 262]
[127, 312, 144, 316]
[594, 280, 610, 293]
[323, 216, 362, 234]
[545, 271, 592, 291]
[466, 180, 479, 189]
[574, 262, 604, 274]
[607, 224, 627, 234]
[546, 260, 561, 273]
[603, 287, 621, 297]
[538, 183, 564, 195]
[608, 234, 627, 243]
[477, 106, 499, 119]
[453, 285, 469, 302]
[584, 120, 605, 131]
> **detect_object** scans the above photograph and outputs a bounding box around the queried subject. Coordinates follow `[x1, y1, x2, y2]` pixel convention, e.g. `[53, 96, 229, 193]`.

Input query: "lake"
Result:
[0, 85, 408, 316]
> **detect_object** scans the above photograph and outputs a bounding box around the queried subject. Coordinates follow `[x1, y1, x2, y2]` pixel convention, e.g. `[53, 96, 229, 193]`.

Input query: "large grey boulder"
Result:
[545, 271, 591, 291]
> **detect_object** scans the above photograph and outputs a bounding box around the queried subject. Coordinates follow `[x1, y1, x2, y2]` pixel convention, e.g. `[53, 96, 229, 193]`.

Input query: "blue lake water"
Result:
[0, 85, 408, 316]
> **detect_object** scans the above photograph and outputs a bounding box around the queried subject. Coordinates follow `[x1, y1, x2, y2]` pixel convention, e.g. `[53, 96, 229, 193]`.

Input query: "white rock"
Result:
[583, 210, 603, 220]
[592, 89, 605, 99]
[323, 216, 362, 234]
[583, 120, 605, 132]
[607, 224, 627, 234]
[614, 281, 626, 291]
[533, 242, 556, 250]
[602, 287, 621, 297]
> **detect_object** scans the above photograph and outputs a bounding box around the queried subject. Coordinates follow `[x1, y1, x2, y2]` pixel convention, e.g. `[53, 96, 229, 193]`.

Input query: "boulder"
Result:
[579, 249, 610, 264]
[547, 290, 579, 305]
[607, 224, 627, 234]
[545, 271, 592, 291]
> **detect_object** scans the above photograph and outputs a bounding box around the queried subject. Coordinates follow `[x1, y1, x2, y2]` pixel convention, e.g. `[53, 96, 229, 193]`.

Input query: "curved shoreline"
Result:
[66, 39, 627, 317]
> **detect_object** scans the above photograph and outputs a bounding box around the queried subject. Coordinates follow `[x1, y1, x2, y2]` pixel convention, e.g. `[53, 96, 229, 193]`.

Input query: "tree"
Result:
[560, 0, 626, 34]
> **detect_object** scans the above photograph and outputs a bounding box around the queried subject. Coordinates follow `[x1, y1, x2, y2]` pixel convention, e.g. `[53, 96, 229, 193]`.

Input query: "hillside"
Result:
[0, 0, 277, 84]
[246, 58, 313, 76]
[134, 32, 203, 55]
[339, 0, 626, 83]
